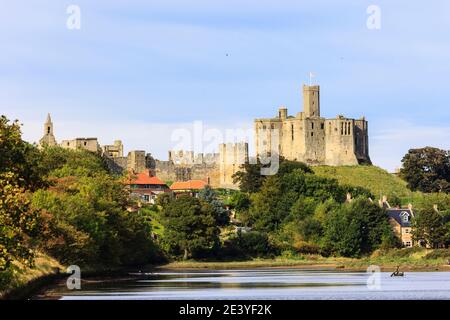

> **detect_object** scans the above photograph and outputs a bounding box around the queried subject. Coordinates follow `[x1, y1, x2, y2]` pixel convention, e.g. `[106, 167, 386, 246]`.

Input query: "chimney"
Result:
[346, 192, 352, 203]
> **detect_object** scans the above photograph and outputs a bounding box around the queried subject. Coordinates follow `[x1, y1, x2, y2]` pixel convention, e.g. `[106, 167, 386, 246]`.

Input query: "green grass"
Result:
[313, 165, 410, 199]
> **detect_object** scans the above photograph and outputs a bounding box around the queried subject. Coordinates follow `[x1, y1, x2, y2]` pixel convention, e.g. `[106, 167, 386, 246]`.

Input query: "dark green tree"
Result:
[160, 196, 220, 259]
[323, 198, 390, 257]
[400, 147, 450, 193]
[198, 185, 230, 226]
[412, 207, 447, 248]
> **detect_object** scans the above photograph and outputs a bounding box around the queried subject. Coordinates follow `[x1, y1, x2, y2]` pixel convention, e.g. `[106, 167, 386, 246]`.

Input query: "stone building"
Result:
[38, 113, 57, 149]
[60, 137, 100, 153]
[150, 144, 248, 188]
[387, 208, 414, 247]
[103, 140, 124, 158]
[254, 84, 370, 166]
[219, 142, 249, 188]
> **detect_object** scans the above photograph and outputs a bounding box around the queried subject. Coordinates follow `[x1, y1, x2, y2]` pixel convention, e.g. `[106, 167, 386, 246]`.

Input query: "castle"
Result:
[255, 85, 370, 165]
[38, 83, 371, 188]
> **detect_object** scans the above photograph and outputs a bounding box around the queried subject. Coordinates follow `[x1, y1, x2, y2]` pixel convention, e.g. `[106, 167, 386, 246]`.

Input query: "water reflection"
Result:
[36, 268, 450, 300]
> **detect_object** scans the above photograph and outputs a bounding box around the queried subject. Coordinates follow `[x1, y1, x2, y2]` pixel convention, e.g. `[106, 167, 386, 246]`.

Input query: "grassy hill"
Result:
[312, 165, 410, 199]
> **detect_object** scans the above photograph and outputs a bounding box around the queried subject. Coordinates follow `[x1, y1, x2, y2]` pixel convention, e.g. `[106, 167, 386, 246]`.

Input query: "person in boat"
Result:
[391, 265, 404, 277]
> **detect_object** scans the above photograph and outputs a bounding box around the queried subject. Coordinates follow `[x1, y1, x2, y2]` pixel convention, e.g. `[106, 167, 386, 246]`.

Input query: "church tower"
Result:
[39, 113, 57, 149]
[303, 85, 320, 118]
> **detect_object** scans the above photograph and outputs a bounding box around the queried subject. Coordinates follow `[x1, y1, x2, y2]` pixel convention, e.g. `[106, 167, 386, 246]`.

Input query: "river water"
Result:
[37, 268, 450, 300]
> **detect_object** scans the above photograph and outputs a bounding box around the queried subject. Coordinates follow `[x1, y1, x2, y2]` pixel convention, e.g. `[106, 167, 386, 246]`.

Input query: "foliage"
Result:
[160, 196, 220, 259]
[223, 231, 272, 258]
[232, 160, 266, 193]
[31, 166, 160, 267]
[198, 185, 230, 226]
[0, 172, 38, 288]
[0, 116, 41, 289]
[232, 158, 313, 194]
[323, 198, 391, 257]
[400, 147, 450, 193]
[412, 207, 447, 248]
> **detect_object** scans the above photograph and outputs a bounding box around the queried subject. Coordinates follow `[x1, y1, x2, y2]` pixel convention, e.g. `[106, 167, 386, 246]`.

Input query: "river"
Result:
[36, 268, 450, 300]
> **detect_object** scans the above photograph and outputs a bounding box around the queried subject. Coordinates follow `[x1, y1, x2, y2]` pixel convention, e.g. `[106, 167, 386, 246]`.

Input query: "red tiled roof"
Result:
[170, 180, 207, 190]
[128, 171, 167, 186]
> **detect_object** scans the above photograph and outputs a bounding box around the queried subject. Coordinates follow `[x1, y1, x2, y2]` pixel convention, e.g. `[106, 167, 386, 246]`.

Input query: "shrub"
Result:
[223, 231, 272, 258]
[424, 249, 450, 260]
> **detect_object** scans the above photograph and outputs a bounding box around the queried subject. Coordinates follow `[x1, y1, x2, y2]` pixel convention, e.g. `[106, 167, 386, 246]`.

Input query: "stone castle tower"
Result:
[255, 84, 370, 166]
[38, 113, 57, 149]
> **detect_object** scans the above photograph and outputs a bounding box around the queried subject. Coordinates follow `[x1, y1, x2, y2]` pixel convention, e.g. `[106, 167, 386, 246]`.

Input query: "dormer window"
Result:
[400, 211, 410, 223]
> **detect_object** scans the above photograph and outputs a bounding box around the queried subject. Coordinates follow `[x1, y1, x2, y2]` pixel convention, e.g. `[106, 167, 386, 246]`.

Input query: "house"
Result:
[170, 179, 207, 198]
[387, 208, 415, 247]
[127, 170, 170, 204]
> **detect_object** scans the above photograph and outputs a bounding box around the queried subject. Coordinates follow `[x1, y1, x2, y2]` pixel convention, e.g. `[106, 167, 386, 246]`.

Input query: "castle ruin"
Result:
[38, 83, 371, 188]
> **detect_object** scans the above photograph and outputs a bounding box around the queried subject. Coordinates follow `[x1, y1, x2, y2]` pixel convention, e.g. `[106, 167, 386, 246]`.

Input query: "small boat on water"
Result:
[391, 266, 404, 277]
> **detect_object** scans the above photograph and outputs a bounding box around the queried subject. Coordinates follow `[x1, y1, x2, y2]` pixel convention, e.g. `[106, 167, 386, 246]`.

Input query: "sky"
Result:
[1, 0, 449, 172]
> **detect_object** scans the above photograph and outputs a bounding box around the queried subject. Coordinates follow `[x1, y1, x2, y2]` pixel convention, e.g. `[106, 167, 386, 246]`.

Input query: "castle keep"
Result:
[255, 85, 370, 166]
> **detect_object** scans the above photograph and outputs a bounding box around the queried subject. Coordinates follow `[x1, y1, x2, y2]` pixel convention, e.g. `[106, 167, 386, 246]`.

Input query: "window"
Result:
[271, 124, 274, 130]
[321, 123, 324, 130]
[405, 241, 412, 247]
[311, 123, 314, 129]
[400, 211, 410, 223]
[84, 141, 87, 146]
[47, 127, 51, 134]
[263, 125, 266, 130]
[291, 124, 294, 141]
[311, 132, 314, 137]
[404, 228, 410, 234]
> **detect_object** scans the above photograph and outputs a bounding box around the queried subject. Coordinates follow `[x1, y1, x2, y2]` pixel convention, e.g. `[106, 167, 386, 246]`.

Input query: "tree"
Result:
[0, 116, 41, 289]
[323, 198, 390, 257]
[400, 147, 450, 193]
[232, 158, 312, 193]
[232, 161, 266, 193]
[412, 207, 447, 248]
[0, 172, 37, 287]
[0, 115, 45, 190]
[198, 185, 230, 226]
[160, 196, 220, 259]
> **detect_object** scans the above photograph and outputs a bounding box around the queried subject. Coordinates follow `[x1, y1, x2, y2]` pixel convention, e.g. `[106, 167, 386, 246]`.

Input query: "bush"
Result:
[292, 240, 321, 255]
[424, 249, 450, 260]
[223, 231, 272, 258]
[383, 247, 425, 258]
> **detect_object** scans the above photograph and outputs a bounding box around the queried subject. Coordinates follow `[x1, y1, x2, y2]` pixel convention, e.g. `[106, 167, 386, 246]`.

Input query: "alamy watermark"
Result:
[170, 121, 280, 176]
[66, 265, 81, 290]
[366, 265, 381, 290]
[366, 5, 381, 30]
[66, 5, 81, 30]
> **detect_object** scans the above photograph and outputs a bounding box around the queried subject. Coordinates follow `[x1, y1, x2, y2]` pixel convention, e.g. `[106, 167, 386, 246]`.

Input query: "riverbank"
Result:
[159, 250, 450, 272]
[0, 252, 63, 299]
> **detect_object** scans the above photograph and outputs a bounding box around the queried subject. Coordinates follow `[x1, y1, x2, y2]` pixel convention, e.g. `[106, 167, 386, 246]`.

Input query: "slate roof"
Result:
[387, 209, 414, 227]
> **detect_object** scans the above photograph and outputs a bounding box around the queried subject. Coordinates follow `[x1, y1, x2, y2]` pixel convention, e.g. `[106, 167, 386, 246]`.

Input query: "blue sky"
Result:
[1, 0, 449, 171]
